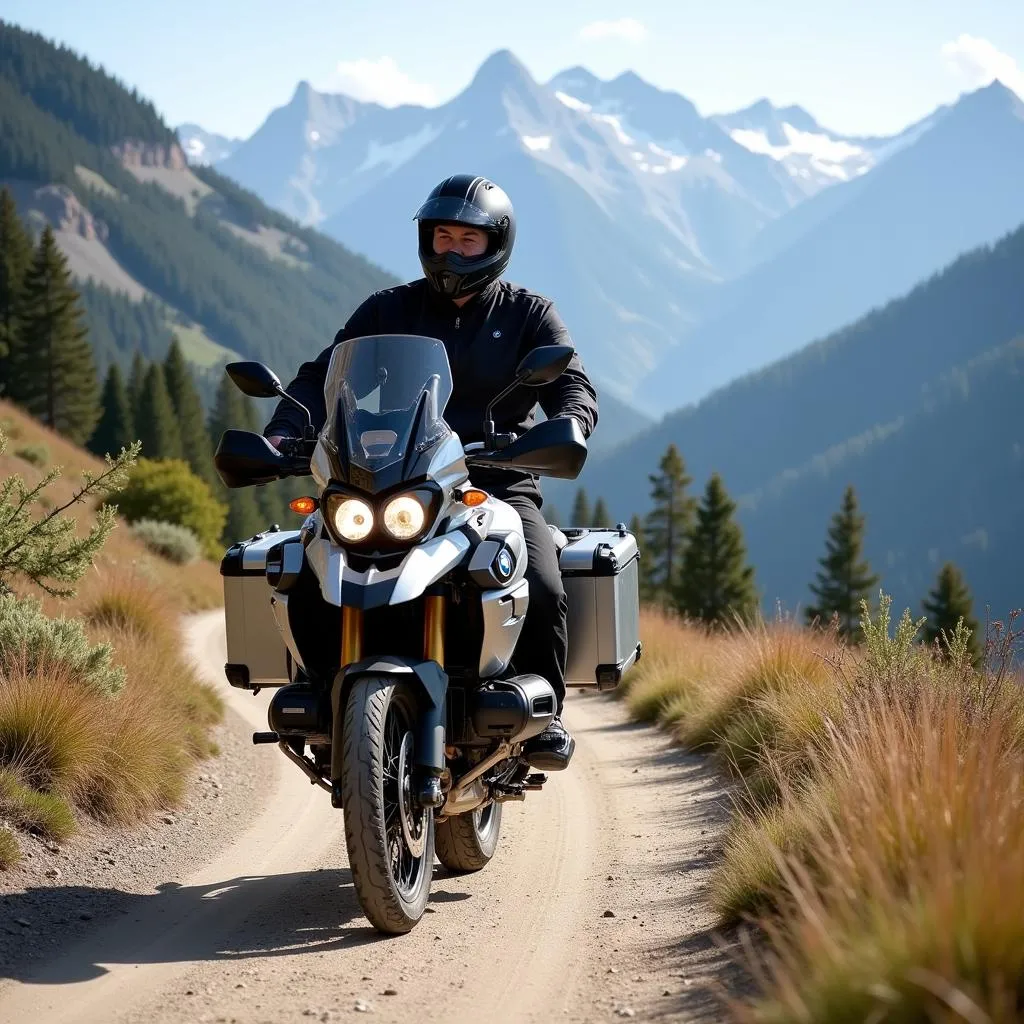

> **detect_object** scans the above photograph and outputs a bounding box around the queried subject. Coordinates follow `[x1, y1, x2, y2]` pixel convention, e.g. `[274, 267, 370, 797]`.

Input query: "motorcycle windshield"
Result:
[321, 334, 453, 475]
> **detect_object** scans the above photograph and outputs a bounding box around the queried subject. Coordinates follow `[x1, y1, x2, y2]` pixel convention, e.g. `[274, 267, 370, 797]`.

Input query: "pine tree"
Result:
[922, 561, 983, 667]
[7, 226, 99, 443]
[591, 497, 611, 528]
[127, 350, 147, 427]
[804, 484, 880, 638]
[209, 372, 266, 541]
[88, 363, 136, 458]
[135, 363, 183, 460]
[676, 473, 758, 626]
[571, 487, 591, 528]
[164, 336, 215, 485]
[643, 443, 695, 601]
[0, 187, 33, 370]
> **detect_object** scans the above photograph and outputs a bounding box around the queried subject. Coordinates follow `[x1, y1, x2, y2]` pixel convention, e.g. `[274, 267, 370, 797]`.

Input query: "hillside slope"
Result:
[548, 220, 1024, 614]
[0, 20, 396, 392]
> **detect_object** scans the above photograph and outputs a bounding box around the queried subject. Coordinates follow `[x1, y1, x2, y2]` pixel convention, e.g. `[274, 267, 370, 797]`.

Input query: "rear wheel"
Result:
[341, 675, 434, 933]
[435, 800, 503, 872]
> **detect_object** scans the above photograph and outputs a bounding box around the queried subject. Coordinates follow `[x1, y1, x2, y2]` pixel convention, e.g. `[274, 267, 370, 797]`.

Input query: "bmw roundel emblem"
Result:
[496, 549, 514, 578]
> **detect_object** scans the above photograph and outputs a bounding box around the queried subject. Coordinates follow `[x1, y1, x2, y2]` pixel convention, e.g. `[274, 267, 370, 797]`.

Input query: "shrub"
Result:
[113, 458, 227, 559]
[131, 518, 201, 565]
[0, 417, 22, 440]
[13, 442, 48, 467]
[0, 592, 124, 695]
[0, 432, 140, 598]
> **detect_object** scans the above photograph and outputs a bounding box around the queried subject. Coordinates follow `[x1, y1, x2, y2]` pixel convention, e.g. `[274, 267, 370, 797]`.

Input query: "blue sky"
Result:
[2, 0, 1022, 139]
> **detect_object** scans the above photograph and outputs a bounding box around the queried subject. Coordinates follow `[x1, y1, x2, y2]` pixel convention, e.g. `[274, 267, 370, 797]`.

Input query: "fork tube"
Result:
[341, 605, 363, 667]
[423, 594, 446, 666]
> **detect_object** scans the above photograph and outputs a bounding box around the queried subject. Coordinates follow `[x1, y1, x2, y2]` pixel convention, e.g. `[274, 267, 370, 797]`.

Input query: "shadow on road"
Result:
[2, 864, 470, 987]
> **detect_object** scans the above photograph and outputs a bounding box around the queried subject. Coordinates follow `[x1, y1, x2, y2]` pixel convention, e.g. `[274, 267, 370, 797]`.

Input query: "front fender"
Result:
[329, 656, 448, 788]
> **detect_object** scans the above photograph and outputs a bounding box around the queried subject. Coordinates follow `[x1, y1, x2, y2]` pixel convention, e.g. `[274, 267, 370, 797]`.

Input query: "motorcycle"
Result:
[214, 334, 641, 934]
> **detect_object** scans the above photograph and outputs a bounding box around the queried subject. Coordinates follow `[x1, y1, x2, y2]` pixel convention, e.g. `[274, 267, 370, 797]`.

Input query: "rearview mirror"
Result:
[225, 361, 283, 398]
[515, 345, 574, 387]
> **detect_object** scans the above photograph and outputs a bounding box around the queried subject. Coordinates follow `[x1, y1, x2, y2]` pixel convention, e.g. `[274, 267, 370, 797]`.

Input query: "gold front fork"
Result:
[423, 594, 446, 666]
[341, 605, 363, 667]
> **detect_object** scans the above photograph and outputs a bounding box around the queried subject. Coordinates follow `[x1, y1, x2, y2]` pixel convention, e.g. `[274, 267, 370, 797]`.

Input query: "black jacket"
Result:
[263, 277, 599, 503]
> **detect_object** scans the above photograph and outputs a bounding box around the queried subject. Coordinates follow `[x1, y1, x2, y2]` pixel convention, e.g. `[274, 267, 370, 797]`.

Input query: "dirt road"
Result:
[0, 611, 738, 1024]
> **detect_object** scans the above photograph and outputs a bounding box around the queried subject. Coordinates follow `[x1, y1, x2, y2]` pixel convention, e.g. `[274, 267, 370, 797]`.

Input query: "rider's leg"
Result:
[501, 494, 575, 769]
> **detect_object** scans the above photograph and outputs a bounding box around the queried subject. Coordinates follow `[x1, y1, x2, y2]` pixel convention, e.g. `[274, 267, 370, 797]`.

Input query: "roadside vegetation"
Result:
[0, 403, 225, 868]
[626, 596, 1024, 1022]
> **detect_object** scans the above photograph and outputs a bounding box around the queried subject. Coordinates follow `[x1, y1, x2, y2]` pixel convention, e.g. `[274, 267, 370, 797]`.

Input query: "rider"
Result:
[262, 174, 599, 769]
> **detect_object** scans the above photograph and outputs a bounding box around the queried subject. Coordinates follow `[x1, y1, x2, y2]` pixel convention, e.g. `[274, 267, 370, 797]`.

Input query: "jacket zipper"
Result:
[455, 316, 460, 330]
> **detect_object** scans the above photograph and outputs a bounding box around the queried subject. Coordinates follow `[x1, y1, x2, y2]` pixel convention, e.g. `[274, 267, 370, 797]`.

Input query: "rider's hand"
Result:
[267, 435, 285, 449]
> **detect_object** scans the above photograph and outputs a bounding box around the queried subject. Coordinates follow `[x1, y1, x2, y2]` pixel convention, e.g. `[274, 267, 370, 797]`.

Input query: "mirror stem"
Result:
[275, 386, 313, 431]
[483, 373, 528, 448]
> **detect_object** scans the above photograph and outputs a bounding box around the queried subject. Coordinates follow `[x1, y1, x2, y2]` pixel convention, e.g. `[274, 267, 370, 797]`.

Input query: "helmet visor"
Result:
[413, 195, 497, 228]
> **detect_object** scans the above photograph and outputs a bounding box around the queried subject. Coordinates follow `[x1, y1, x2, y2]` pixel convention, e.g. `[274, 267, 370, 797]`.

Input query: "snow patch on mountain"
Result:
[729, 122, 872, 180]
[355, 123, 442, 173]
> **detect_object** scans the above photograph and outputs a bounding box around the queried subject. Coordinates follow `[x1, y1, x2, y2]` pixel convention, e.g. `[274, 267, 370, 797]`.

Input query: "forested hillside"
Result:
[550, 220, 1024, 616]
[0, 20, 396, 386]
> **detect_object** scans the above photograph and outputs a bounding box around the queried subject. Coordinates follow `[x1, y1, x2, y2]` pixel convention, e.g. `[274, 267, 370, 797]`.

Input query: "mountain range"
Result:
[181, 52, 1024, 424]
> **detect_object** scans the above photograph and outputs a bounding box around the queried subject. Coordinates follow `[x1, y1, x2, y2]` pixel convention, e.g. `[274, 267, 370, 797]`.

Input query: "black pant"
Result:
[500, 494, 568, 715]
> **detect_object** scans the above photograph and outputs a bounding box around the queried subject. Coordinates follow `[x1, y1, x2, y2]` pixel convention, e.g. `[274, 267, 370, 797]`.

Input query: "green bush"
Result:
[131, 518, 201, 564]
[113, 458, 227, 559]
[0, 592, 125, 695]
[13, 442, 48, 467]
[0, 418, 22, 441]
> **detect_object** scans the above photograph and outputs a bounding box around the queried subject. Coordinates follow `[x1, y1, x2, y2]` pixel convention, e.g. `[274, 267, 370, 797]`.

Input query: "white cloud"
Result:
[579, 18, 648, 43]
[323, 57, 438, 107]
[941, 34, 1024, 98]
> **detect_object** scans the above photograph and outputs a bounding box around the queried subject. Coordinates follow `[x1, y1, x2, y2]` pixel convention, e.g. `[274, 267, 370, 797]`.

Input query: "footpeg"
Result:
[252, 731, 279, 744]
[524, 773, 547, 790]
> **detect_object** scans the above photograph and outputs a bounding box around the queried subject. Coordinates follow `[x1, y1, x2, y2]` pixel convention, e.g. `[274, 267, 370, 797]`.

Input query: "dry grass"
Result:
[83, 572, 169, 641]
[0, 827, 19, 868]
[0, 768, 76, 840]
[628, 599, 1024, 1023]
[0, 400, 227, 863]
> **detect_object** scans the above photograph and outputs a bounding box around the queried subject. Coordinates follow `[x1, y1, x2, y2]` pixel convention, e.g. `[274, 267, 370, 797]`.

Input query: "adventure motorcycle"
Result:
[214, 334, 641, 934]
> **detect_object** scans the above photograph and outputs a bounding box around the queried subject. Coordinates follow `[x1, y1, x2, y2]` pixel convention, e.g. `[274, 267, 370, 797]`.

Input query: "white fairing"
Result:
[270, 592, 305, 673]
[479, 577, 529, 677]
[303, 514, 472, 607]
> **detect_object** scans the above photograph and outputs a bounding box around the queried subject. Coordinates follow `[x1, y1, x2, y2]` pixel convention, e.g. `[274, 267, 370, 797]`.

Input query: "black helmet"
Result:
[413, 175, 515, 299]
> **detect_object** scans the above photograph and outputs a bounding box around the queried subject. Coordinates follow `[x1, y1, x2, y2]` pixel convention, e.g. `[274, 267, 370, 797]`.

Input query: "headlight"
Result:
[382, 494, 426, 540]
[327, 495, 374, 542]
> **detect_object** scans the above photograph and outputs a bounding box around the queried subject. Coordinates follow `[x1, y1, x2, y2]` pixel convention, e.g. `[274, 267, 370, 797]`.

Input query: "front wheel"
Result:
[435, 801, 503, 872]
[341, 675, 434, 933]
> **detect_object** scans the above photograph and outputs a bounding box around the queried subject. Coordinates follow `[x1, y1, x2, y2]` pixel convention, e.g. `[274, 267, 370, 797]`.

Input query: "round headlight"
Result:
[383, 494, 426, 540]
[329, 496, 374, 542]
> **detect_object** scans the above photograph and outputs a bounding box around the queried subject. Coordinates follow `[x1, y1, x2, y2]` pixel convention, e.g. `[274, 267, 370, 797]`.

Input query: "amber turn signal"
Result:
[289, 496, 318, 514]
[458, 488, 488, 507]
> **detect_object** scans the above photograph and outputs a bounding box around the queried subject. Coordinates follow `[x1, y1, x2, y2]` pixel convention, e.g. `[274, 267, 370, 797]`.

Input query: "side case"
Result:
[220, 529, 301, 689]
[558, 527, 642, 690]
